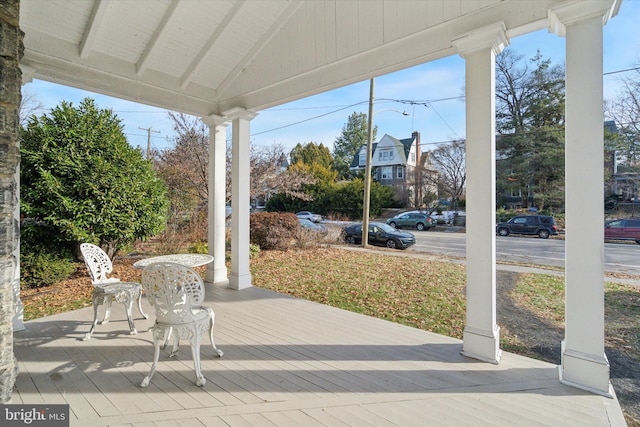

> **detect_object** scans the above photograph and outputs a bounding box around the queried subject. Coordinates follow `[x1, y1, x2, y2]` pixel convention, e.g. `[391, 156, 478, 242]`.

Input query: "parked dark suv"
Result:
[496, 215, 558, 239]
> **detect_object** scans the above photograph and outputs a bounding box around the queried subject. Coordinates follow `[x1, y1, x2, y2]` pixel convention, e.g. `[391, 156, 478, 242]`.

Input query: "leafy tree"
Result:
[20, 98, 169, 258]
[288, 161, 338, 187]
[289, 142, 338, 187]
[333, 112, 377, 178]
[495, 49, 565, 210]
[290, 142, 333, 169]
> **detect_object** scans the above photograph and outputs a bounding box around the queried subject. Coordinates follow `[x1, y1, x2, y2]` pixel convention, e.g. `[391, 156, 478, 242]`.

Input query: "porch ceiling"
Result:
[20, 0, 566, 117]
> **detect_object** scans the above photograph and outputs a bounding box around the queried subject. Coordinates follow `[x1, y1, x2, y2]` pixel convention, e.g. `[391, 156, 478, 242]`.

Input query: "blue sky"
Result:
[25, 0, 639, 155]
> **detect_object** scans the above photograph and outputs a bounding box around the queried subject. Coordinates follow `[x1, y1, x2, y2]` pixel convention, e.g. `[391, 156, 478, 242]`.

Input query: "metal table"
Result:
[132, 254, 214, 269]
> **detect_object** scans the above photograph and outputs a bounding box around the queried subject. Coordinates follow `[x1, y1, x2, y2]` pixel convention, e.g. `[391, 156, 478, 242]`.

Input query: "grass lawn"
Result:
[250, 247, 639, 360]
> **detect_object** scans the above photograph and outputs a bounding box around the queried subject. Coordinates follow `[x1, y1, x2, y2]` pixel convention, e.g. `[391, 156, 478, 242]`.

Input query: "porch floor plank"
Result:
[12, 283, 627, 427]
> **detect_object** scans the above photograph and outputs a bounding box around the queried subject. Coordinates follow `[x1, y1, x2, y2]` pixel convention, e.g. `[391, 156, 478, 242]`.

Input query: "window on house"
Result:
[397, 167, 404, 179]
[410, 152, 416, 162]
[378, 150, 394, 161]
[359, 153, 365, 166]
[381, 166, 393, 180]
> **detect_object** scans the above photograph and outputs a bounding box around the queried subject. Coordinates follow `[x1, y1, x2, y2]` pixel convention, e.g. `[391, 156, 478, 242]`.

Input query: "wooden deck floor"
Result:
[12, 283, 627, 426]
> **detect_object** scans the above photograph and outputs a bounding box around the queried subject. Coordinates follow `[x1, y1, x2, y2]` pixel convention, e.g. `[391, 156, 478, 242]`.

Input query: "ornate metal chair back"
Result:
[80, 243, 117, 285]
[141, 262, 205, 325]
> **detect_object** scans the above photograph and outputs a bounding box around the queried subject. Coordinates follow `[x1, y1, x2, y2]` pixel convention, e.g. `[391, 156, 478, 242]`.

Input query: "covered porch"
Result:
[13, 283, 626, 426]
[1, 0, 625, 412]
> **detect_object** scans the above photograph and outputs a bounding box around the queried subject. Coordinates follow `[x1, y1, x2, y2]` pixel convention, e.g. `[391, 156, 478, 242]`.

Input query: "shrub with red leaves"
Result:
[250, 212, 299, 250]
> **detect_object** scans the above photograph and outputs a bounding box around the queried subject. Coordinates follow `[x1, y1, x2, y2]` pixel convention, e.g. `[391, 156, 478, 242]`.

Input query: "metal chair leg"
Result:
[83, 297, 101, 340]
[137, 293, 149, 319]
[124, 298, 137, 335]
[140, 326, 163, 387]
[208, 312, 224, 357]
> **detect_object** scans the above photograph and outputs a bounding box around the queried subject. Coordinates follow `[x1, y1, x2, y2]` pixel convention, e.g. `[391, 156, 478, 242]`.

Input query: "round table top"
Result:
[132, 253, 214, 269]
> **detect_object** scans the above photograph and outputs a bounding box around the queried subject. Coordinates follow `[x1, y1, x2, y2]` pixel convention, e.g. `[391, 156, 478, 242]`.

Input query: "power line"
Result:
[252, 96, 461, 137]
[251, 64, 636, 139]
[604, 67, 640, 76]
[251, 101, 371, 136]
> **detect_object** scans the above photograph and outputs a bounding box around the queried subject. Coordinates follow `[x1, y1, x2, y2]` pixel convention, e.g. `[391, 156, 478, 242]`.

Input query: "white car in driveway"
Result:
[430, 210, 457, 225]
[296, 211, 322, 223]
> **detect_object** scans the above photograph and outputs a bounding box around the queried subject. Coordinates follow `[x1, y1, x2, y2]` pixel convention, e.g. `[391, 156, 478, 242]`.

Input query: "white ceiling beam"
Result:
[79, 0, 110, 59]
[215, 1, 302, 99]
[136, 0, 181, 76]
[179, 0, 246, 89]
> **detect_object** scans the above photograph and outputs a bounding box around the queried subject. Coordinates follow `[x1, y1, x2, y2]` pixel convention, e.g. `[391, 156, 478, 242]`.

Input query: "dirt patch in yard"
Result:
[497, 270, 640, 426]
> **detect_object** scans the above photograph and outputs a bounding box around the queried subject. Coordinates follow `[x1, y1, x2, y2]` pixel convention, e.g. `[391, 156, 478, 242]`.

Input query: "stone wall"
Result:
[0, 0, 22, 403]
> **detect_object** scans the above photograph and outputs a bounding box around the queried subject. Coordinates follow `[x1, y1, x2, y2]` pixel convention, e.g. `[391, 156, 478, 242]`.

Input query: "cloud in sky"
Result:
[25, 0, 639, 155]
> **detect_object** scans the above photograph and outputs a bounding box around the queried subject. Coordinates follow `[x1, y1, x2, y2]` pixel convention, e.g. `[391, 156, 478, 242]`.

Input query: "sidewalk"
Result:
[335, 242, 640, 287]
[495, 262, 640, 287]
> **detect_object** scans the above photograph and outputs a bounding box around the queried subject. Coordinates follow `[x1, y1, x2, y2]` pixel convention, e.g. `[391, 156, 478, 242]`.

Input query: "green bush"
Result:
[20, 98, 169, 258]
[188, 241, 208, 254]
[249, 244, 261, 258]
[264, 179, 395, 220]
[250, 212, 299, 250]
[21, 251, 76, 289]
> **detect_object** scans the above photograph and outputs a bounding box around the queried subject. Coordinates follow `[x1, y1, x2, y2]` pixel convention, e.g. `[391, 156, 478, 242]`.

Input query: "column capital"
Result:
[452, 22, 509, 57]
[201, 114, 229, 127]
[549, 0, 621, 37]
[20, 65, 35, 84]
[223, 107, 257, 121]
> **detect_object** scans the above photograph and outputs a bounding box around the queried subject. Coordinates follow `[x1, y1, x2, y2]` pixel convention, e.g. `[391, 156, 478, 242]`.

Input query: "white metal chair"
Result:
[140, 262, 223, 387]
[80, 243, 148, 340]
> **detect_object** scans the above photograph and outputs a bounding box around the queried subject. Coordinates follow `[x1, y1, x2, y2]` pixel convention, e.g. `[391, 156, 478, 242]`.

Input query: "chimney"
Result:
[412, 131, 421, 165]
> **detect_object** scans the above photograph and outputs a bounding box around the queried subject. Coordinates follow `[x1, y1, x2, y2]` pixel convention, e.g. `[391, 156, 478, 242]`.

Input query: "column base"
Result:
[12, 305, 25, 332]
[228, 272, 252, 290]
[203, 278, 229, 297]
[462, 325, 501, 364]
[206, 266, 228, 284]
[559, 339, 612, 397]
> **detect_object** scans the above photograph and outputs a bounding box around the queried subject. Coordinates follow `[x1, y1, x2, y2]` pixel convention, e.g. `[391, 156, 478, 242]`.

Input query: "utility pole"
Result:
[361, 83, 409, 247]
[361, 78, 375, 247]
[139, 126, 160, 159]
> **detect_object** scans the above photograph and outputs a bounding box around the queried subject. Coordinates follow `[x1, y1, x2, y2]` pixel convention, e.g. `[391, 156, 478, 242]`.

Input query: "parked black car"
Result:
[342, 221, 415, 249]
[298, 218, 327, 234]
[496, 215, 558, 239]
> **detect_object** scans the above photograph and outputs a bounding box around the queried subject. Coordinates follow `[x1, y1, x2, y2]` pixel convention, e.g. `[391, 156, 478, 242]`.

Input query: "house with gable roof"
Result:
[350, 131, 437, 207]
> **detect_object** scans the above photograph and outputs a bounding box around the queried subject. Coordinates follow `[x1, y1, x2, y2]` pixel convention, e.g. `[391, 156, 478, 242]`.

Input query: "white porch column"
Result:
[201, 114, 229, 289]
[224, 107, 256, 290]
[453, 23, 508, 364]
[549, 1, 619, 397]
